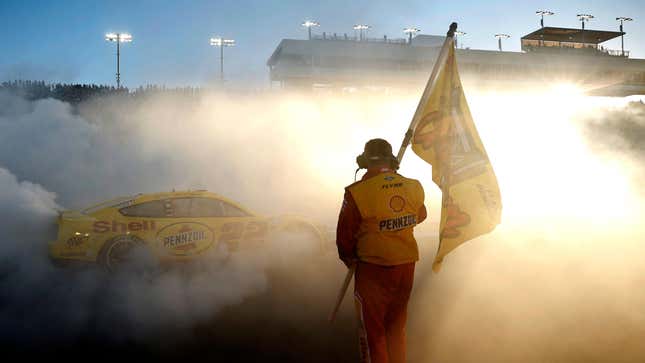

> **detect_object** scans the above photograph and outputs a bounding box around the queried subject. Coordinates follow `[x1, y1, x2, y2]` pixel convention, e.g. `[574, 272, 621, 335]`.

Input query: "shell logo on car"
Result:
[93, 220, 157, 233]
[48, 190, 329, 272]
[157, 222, 214, 256]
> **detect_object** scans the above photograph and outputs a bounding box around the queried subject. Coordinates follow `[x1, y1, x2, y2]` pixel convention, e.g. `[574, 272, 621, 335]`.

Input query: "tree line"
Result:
[1, 80, 202, 104]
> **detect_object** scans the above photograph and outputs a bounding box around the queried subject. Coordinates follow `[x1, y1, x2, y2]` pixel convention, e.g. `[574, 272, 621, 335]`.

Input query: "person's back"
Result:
[347, 171, 424, 266]
[336, 138, 426, 363]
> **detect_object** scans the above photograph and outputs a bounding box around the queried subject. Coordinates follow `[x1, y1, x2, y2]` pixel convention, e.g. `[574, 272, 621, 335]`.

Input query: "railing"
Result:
[600, 48, 630, 57]
[523, 44, 630, 58]
[311, 33, 408, 44]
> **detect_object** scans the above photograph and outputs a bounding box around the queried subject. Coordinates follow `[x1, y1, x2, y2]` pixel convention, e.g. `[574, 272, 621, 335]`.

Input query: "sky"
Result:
[0, 0, 643, 88]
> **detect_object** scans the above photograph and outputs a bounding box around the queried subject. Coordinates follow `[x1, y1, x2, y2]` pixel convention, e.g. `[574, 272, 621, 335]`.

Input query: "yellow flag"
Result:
[411, 42, 502, 271]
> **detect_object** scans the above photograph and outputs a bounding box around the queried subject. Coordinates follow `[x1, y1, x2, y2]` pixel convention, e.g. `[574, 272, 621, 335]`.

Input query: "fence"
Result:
[311, 33, 408, 44]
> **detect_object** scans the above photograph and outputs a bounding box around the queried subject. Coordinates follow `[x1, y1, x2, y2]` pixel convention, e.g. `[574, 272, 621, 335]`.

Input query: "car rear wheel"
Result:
[280, 222, 326, 255]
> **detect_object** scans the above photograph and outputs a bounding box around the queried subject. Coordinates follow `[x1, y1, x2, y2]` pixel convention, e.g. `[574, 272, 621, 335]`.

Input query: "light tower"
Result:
[494, 34, 510, 51]
[301, 20, 319, 40]
[210, 37, 235, 82]
[536, 10, 554, 28]
[105, 33, 132, 89]
[353, 24, 370, 41]
[454, 30, 466, 49]
[616, 17, 633, 57]
[403, 27, 420, 44]
[577, 14, 594, 46]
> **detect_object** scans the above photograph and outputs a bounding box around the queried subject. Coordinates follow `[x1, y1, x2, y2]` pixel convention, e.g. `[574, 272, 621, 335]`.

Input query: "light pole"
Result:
[105, 33, 132, 89]
[353, 24, 370, 41]
[536, 10, 554, 28]
[403, 27, 420, 45]
[535, 11, 553, 47]
[302, 20, 319, 40]
[616, 17, 633, 57]
[454, 30, 466, 49]
[210, 37, 235, 82]
[495, 34, 510, 51]
[577, 14, 594, 47]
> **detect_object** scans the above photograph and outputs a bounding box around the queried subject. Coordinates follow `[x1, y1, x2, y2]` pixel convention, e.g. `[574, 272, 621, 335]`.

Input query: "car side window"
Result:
[220, 201, 249, 217]
[168, 198, 192, 218]
[190, 198, 224, 217]
[119, 197, 250, 218]
[119, 200, 166, 217]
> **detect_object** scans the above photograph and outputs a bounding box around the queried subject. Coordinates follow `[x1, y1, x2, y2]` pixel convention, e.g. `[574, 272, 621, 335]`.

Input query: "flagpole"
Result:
[328, 263, 356, 322]
[396, 22, 458, 164]
[328, 22, 458, 324]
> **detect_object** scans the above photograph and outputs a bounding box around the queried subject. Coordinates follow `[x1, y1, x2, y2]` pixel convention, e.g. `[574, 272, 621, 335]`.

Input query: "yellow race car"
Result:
[49, 190, 329, 271]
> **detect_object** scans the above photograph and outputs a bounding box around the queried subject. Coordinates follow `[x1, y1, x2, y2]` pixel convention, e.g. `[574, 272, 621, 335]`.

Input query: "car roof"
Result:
[82, 190, 256, 216]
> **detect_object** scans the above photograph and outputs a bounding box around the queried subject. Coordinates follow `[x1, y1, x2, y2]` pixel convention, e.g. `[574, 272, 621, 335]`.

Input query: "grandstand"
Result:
[267, 25, 645, 96]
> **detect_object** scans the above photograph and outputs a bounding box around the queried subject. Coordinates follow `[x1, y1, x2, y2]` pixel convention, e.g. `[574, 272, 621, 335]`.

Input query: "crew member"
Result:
[337, 138, 426, 363]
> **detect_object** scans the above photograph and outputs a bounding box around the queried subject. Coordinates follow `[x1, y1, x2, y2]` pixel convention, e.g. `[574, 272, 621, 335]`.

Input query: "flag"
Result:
[411, 39, 502, 271]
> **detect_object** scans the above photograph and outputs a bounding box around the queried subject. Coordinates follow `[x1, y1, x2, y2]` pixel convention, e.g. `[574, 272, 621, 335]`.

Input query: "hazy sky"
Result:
[1, 0, 643, 87]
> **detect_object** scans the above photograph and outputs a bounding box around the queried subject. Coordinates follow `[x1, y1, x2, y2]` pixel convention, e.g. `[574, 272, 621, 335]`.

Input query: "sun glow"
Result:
[465, 89, 639, 230]
[195, 90, 641, 230]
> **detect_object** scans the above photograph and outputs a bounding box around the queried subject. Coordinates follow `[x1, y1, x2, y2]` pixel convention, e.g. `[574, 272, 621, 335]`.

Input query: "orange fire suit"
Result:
[337, 167, 426, 363]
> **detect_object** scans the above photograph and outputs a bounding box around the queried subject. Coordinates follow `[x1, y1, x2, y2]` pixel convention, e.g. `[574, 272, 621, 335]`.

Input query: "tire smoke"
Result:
[1, 89, 644, 361]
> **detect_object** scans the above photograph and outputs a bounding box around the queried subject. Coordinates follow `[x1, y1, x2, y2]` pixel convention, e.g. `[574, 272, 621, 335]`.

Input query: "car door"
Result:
[117, 199, 168, 242]
[151, 197, 218, 259]
[190, 197, 268, 253]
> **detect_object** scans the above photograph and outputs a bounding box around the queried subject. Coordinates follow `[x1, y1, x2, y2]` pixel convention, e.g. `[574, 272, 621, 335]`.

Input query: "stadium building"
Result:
[267, 25, 645, 96]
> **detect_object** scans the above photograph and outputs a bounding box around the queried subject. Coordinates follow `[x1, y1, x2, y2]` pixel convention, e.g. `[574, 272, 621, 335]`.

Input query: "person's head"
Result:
[356, 138, 399, 170]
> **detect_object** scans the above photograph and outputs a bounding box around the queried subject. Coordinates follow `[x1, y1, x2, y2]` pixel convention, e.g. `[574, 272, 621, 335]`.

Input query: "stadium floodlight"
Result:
[616, 17, 633, 57]
[403, 27, 420, 44]
[536, 10, 555, 28]
[454, 30, 466, 49]
[301, 20, 320, 40]
[353, 24, 370, 41]
[494, 33, 510, 51]
[105, 32, 133, 89]
[210, 37, 236, 82]
[577, 14, 594, 30]
[577, 14, 594, 46]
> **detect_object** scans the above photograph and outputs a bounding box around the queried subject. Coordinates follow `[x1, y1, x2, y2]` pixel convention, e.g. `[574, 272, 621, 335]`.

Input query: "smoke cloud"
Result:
[408, 92, 645, 362]
[0, 90, 353, 359]
[584, 99, 645, 183]
[0, 88, 644, 361]
[0, 160, 304, 343]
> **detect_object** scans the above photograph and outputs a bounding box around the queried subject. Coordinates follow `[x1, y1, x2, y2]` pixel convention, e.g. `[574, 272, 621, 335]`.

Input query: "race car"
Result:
[49, 190, 329, 271]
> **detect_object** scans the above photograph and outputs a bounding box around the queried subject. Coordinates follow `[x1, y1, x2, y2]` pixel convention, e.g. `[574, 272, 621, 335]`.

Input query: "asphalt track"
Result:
[2, 255, 364, 362]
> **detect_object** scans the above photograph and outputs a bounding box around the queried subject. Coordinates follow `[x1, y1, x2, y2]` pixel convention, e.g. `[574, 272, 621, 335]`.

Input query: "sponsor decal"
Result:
[441, 197, 471, 239]
[66, 235, 87, 248]
[477, 183, 501, 217]
[217, 221, 269, 251]
[383, 175, 395, 181]
[389, 195, 406, 212]
[379, 214, 417, 231]
[156, 222, 214, 256]
[93, 220, 156, 233]
[412, 56, 489, 188]
[381, 182, 403, 190]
